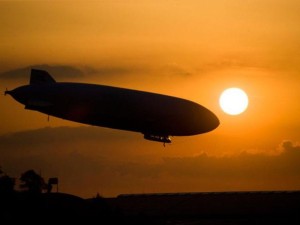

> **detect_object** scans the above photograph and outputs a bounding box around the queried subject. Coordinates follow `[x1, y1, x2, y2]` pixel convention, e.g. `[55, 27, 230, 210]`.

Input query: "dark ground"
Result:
[1, 191, 300, 224]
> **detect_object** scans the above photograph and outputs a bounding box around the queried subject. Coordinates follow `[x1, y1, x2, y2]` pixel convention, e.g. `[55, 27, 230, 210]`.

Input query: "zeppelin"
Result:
[5, 69, 219, 144]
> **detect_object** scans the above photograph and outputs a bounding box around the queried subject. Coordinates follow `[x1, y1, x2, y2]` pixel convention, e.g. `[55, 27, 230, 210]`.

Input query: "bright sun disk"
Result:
[219, 88, 248, 115]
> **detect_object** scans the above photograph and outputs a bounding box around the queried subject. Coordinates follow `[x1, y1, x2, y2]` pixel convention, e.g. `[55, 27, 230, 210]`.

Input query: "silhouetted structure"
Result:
[47, 177, 58, 193]
[104, 191, 300, 225]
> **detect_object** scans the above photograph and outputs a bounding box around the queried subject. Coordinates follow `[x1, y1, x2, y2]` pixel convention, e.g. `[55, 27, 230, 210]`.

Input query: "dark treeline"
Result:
[0, 166, 111, 223]
[0, 167, 55, 194]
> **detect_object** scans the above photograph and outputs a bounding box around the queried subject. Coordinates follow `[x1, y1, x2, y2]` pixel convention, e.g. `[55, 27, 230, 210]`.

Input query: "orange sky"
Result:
[1, 0, 300, 198]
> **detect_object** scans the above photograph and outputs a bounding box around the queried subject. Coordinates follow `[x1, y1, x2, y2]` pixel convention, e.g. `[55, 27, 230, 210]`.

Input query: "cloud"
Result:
[114, 141, 300, 180]
[281, 140, 300, 153]
[0, 62, 198, 84]
[0, 126, 138, 159]
[88, 63, 193, 79]
[0, 65, 85, 80]
[89, 66, 136, 77]
[0, 126, 130, 146]
[1, 127, 300, 197]
[160, 63, 193, 77]
[0, 64, 148, 82]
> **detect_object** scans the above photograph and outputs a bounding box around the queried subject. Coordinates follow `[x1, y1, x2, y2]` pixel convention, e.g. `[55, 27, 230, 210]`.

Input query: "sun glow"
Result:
[219, 88, 248, 115]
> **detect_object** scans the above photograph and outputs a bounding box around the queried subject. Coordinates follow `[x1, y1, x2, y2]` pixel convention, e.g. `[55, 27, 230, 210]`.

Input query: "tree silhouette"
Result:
[19, 170, 46, 193]
[0, 166, 15, 194]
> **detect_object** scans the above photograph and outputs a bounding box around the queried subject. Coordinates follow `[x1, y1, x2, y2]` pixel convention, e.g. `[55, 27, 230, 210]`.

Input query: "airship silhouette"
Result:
[5, 69, 219, 144]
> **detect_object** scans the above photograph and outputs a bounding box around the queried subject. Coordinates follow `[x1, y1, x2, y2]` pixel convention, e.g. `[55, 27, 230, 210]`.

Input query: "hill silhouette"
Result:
[1, 190, 300, 224]
[1, 192, 93, 223]
[1, 168, 300, 224]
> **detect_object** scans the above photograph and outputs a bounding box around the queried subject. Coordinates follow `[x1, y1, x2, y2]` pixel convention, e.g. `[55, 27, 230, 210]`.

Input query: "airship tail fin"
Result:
[30, 69, 56, 85]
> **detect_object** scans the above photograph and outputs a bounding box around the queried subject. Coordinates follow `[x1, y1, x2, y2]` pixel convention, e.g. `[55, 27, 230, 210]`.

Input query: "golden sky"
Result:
[1, 0, 300, 197]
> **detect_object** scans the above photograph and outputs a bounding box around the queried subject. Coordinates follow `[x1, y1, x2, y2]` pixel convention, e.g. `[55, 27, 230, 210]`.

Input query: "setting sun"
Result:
[219, 88, 248, 115]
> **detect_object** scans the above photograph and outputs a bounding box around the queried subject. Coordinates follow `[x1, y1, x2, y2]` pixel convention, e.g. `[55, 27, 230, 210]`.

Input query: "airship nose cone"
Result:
[195, 106, 220, 134]
[208, 111, 220, 131]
